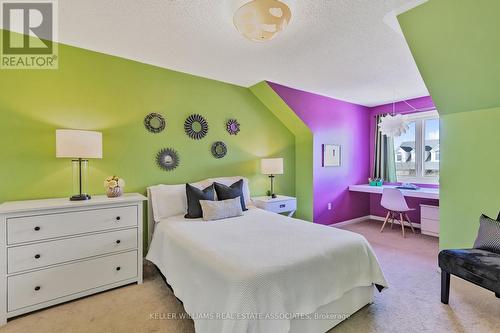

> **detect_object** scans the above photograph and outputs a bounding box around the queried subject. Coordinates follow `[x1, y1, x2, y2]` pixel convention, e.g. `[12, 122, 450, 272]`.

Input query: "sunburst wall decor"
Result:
[184, 114, 209, 140]
[156, 148, 179, 171]
[211, 141, 227, 159]
[144, 113, 166, 133]
[226, 119, 240, 135]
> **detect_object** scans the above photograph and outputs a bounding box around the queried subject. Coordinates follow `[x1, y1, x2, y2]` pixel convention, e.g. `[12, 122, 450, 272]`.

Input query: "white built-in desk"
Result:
[349, 184, 439, 200]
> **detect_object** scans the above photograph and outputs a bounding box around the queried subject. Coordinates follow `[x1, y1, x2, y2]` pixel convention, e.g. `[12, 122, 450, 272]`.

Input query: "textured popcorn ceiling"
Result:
[57, 0, 428, 106]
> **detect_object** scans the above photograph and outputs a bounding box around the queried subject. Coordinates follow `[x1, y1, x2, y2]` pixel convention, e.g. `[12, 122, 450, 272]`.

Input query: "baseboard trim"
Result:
[331, 215, 421, 229]
[330, 215, 371, 227]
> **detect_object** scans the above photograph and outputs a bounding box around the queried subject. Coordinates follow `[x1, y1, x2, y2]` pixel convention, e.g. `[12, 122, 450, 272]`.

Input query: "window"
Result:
[393, 110, 439, 184]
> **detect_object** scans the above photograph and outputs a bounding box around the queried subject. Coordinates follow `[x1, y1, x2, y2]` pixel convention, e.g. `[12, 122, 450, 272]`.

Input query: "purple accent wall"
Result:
[266, 84, 439, 225]
[268, 82, 371, 225]
[368, 96, 439, 222]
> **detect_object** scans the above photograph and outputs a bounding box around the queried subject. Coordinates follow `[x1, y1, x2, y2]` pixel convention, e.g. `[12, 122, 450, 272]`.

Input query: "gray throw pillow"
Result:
[213, 179, 248, 211]
[473, 214, 500, 254]
[185, 183, 215, 219]
[199, 197, 243, 221]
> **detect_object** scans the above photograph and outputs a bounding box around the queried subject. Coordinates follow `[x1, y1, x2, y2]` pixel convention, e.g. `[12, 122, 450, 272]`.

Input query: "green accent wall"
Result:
[398, 0, 500, 115]
[440, 107, 500, 249]
[0, 39, 297, 245]
[249, 82, 313, 221]
[399, 1, 500, 249]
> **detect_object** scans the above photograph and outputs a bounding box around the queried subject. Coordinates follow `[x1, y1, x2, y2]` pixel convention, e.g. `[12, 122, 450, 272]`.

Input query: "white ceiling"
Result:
[56, 0, 429, 107]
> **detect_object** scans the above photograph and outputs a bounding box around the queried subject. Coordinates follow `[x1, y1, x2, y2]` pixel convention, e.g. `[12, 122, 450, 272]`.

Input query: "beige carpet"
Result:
[2, 220, 499, 333]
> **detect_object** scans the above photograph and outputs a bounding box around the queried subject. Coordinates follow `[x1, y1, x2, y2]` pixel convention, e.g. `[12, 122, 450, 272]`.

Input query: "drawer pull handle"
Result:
[34, 254, 41, 259]
[116, 266, 121, 271]
[115, 216, 121, 221]
[34, 286, 41, 291]
[34, 226, 41, 231]
[116, 240, 121, 244]
[280, 204, 286, 208]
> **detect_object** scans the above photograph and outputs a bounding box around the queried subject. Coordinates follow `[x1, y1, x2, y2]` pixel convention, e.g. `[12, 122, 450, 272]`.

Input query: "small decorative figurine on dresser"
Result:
[104, 176, 125, 198]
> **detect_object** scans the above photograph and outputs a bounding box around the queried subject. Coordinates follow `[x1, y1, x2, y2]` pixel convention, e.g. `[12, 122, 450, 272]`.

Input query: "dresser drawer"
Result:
[8, 228, 137, 273]
[8, 250, 137, 311]
[421, 205, 439, 221]
[7, 205, 137, 245]
[265, 200, 297, 214]
[421, 218, 439, 236]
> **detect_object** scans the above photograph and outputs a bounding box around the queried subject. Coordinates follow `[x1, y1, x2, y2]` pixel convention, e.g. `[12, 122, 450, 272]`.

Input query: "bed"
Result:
[146, 177, 387, 333]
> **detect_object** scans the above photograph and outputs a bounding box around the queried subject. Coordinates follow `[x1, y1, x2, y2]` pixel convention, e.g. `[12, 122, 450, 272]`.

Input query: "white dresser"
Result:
[0, 193, 146, 325]
[420, 204, 440, 237]
[252, 195, 297, 217]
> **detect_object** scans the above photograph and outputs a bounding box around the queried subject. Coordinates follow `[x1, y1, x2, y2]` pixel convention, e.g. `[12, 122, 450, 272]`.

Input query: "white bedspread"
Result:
[147, 208, 387, 333]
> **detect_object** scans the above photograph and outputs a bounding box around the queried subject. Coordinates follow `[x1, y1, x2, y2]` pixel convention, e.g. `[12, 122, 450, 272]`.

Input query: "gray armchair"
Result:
[438, 213, 500, 304]
[439, 249, 500, 303]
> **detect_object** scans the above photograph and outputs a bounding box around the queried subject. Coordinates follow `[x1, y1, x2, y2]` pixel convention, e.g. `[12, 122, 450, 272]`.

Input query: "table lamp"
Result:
[261, 158, 283, 198]
[56, 129, 103, 201]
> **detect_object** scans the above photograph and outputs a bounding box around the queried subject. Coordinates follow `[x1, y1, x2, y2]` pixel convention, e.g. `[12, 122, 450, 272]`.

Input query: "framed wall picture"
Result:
[322, 144, 341, 167]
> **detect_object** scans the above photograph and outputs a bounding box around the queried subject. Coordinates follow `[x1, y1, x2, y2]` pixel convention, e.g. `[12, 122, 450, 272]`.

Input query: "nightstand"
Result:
[252, 195, 297, 217]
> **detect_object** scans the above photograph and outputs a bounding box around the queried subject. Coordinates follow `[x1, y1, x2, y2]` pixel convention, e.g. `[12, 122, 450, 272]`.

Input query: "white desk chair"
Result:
[380, 188, 416, 237]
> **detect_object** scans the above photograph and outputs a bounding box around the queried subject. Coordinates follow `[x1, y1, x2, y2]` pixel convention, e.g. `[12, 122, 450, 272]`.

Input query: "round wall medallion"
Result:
[156, 148, 179, 171]
[144, 113, 166, 133]
[184, 114, 209, 140]
[211, 141, 227, 159]
[226, 119, 240, 135]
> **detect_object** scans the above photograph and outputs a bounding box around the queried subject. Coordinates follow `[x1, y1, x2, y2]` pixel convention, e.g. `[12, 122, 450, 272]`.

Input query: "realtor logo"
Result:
[1, 0, 58, 69]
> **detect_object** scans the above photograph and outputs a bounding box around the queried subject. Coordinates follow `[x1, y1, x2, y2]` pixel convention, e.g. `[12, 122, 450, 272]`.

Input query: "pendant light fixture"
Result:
[378, 101, 410, 137]
[233, 0, 292, 42]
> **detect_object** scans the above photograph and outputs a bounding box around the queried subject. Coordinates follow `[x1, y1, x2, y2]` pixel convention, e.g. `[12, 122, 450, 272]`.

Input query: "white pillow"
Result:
[149, 180, 210, 222]
[149, 184, 185, 223]
[206, 176, 251, 207]
[199, 197, 243, 221]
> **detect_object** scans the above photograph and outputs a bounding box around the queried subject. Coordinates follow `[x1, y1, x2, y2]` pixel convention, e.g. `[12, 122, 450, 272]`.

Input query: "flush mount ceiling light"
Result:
[233, 0, 292, 42]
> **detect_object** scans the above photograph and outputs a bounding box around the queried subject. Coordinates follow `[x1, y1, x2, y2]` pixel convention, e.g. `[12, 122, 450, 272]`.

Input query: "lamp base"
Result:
[70, 194, 91, 201]
[271, 193, 277, 199]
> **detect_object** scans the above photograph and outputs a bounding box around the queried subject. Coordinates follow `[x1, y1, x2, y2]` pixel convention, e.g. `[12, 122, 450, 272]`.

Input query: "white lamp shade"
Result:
[56, 130, 103, 159]
[261, 158, 284, 175]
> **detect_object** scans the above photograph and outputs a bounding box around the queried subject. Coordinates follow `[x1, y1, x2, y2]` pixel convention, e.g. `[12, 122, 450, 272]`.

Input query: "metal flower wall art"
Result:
[156, 148, 179, 171]
[226, 119, 240, 135]
[144, 113, 166, 133]
[211, 141, 227, 158]
[184, 114, 209, 140]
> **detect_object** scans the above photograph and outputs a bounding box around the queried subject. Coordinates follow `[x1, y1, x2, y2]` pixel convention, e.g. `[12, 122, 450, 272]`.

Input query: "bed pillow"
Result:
[199, 197, 243, 221]
[473, 214, 500, 254]
[148, 180, 210, 222]
[185, 183, 216, 219]
[214, 179, 247, 211]
[148, 184, 187, 223]
[207, 176, 251, 207]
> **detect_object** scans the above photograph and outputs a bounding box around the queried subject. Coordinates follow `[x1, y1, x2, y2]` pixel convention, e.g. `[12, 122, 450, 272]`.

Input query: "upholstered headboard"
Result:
[147, 187, 155, 247]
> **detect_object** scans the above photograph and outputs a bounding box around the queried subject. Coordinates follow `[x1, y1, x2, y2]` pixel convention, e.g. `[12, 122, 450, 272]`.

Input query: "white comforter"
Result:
[147, 208, 387, 333]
